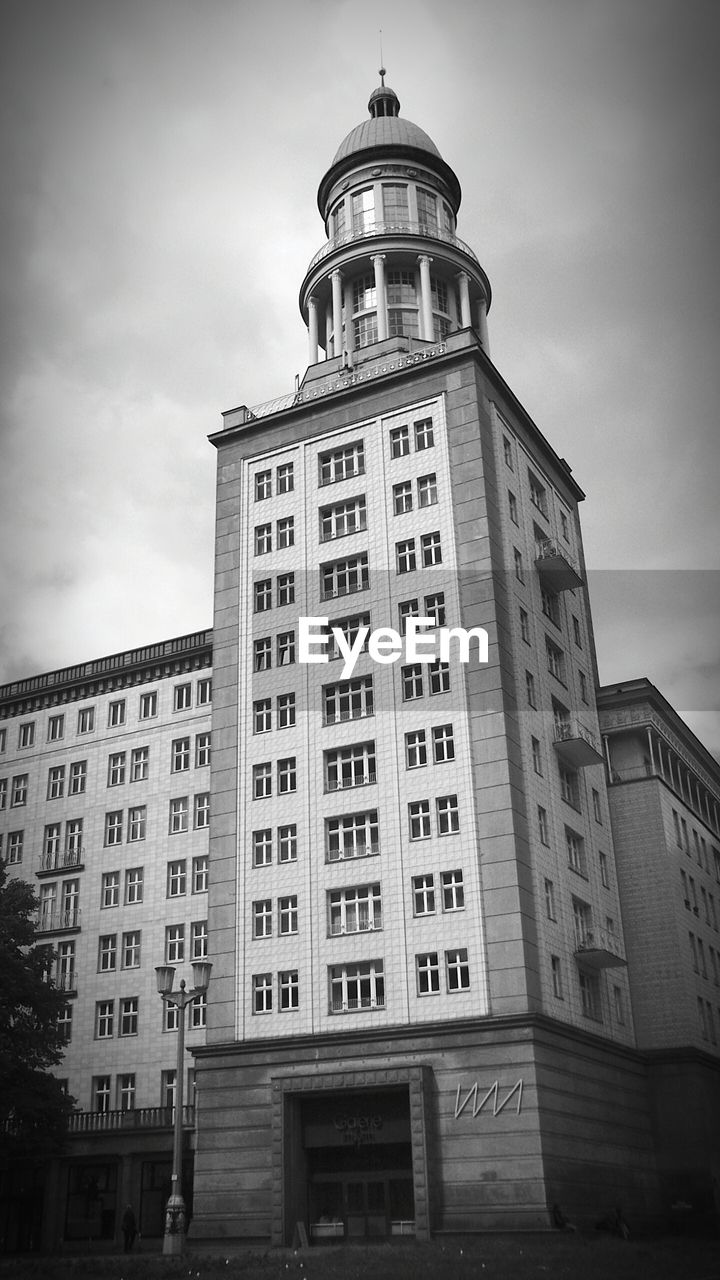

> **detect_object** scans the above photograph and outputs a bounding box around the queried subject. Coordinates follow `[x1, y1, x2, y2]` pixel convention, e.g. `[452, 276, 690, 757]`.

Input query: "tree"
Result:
[0, 863, 75, 1157]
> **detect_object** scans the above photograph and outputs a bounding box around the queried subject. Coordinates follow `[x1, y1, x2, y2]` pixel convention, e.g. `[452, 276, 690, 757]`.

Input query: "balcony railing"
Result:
[329, 996, 385, 1013]
[574, 927, 627, 970]
[55, 970, 78, 994]
[534, 539, 583, 591]
[323, 708, 374, 726]
[36, 909, 81, 933]
[67, 1105, 195, 1134]
[38, 849, 84, 875]
[325, 772, 377, 792]
[305, 221, 482, 276]
[326, 841, 380, 862]
[553, 719, 604, 768]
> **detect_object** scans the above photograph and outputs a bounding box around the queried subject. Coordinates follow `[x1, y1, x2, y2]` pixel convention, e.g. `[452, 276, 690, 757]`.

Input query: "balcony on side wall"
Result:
[67, 1105, 195, 1135]
[535, 539, 583, 591]
[37, 849, 85, 877]
[574, 927, 627, 970]
[35, 909, 82, 935]
[553, 718, 604, 768]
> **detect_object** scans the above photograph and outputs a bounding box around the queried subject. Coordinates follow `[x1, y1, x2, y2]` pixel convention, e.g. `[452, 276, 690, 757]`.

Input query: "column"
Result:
[418, 255, 433, 342]
[372, 254, 388, 341]
[457, 271, 471, 328]
[646, 727, 656, 776]
[343, 278, 355, 355]
[325, 302, 333, 358]
[307, 296, 319, 365]
[477, 295, 490, 354]
[331, 269, 343, 359]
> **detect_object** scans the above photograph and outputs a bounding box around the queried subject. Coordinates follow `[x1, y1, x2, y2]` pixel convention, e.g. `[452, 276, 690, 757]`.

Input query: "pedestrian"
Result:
[122, 1203, 137, 1252]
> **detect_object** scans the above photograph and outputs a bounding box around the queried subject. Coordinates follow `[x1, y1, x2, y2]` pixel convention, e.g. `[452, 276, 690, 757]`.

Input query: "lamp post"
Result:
[155, 960, 212, 1255]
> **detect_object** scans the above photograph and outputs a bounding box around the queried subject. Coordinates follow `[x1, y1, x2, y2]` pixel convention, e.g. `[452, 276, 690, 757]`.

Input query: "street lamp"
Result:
[155, 960, 212, 1255]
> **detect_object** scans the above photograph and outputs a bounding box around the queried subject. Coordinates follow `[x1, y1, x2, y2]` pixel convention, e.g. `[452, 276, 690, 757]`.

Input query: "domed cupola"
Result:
[299, 73, 491, 365]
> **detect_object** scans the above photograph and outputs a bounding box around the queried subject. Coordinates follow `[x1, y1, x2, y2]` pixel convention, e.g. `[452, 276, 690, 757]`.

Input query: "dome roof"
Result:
[332, 114, 443, 165]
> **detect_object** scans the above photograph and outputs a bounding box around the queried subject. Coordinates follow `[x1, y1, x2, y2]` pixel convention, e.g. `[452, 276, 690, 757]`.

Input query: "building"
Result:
[598, 679, 720, 1219]
[189, 78, 658, 1244]
[2, 77, 719, 1253]
[0, 631, 212, 1250]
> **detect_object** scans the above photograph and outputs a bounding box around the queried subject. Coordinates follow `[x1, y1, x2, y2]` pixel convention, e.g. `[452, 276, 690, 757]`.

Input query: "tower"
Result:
[192, 79, 658, 1242]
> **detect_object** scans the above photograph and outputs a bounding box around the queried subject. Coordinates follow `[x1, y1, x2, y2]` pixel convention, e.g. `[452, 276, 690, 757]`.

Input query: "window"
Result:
[352, 187, 374, 233]
[172, 738, 190, 772]
[398, 598, 418, 633]
[0, 779, 7, 812]
[167, 859, 187, 897]
[432, 724, 455, 763]
[122, 930, 141, 968]
[441, 869, 464, 911]
[253, 973, 273, 1014]
[420, 531, 442, 566]
[578, 970, 602, 1021]
[525, 671, 536, 708]
[174, 684, 191, 712]
[0, 728, 5, 752]
[11, 775, 28, 807]
[277, 631, 295, 666]
[278, 824, 297, 863]
[559, 764, 581, 810]
[42, 823, 60, 866]
[279, 970, 299, 1011]
[409, 799, 431, 840]
[599, 851, 610, 888]
[328, 884, 380, 935]
[139, 691, 157, 720]
[405, 730, 427, 769]
[326, 811, 378, 861]
[329, 961, 384, 1012]
[192, 855, 209, 892]
[195, 732, 211, 767]
[428, 662, 450, 694]
[508, 491, 518, 524]
[541, 587, 560, 627]
[47, 766, 65, 800]
[101, 871, 120, 909]
[254, 579, 272, 612]
[402, 665, 423, 701]
[48, 714, 64, 741]
[128, 806, 146, 842]
[503, 436, 514, 469]
[446, 948, 470, 991]
[513, 548, 524, 583]
[57, 1005, 72, 1043]
[277, 757, 297, 794]
[322, 612, 371, 660]
[546, 638, 566, 682]
[191, 920, 208, 960]
[393, 480, 413, 515]
[531, 737, 542, 774]
[592, 788, 602, 823]
[538, 806, 549, 845]
[192, 793, 206, 834]
[18, 722, 35, 749]
[277, 573, 295, 606]
[104, 811, 123, 847]
[551, 955, 563, 998]
[572, 616, 582, 647]
[197, 677, 212, 705]
[277, 517, 294, 549]
[107, 752, 126, 787]
[253, 763, 272, 799]
[120, 997, 138, 1037]
[278, 895, 298, 935]
[255, 524, 272, 555]
[390, 425, 410, 458]
[417, 474, 438, 507]
[413, 874, 435, 916]
[254, 637, 272, 671]
[396, 539, 416, 574]
[324, 741, 375, 790]
[254, 698, 271, 733]
[436, 794, 459, 834]
[277, 693, 295, 729]
[125, 868, 143, 904]
[96, 1001, 114, 1039]
[414, 418, 434, 450]
[131, 746, 149, 782]
[566, 828, 586, 876]
[416, 952, 440, 995]
[165, 924, 185, 963]
[579, 671, 589, 703]
[544, 878, 556, 919]
[520, 608, 530, 643]
[323, 676, 374, 724]
[191, 992, 207, 1029]
[118, 1074, 136, 1111]
[319, 441, 364, 485]
[253, 830, 272, 867]
[321, 553, 369, 600]
[169, 797, 189, 833]
[528, 471, 548, 517]
[98, 934, 117, 972]
[424, 592, 445, 625]
[572, 897, 592, 947]
[255, 469, 272, 500]
[416, 188, 437, 232]
[65, 818, 83, 858]
[320, 495, 367, 540]
[277, 461, 294, 493]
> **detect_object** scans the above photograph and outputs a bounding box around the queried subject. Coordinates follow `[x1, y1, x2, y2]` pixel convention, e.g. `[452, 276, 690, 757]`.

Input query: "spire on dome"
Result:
[368, 66, 400, 119]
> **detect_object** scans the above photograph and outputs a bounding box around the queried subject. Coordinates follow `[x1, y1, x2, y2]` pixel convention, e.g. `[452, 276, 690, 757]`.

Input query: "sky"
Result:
[1, 0, 718, 758]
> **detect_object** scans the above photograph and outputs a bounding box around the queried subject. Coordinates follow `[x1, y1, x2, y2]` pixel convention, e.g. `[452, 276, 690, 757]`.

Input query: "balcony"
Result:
[67, 1105, 195, 1135]
[36, 909, 81, 934]
[305, 220, 481, 276]
[55, 970, 78, 995]
[37, 849, 84, 876]
[574, 927, 627, 970]
[535, 539, 583, 591]
[553, 719, 604, 768]
[324, 772, 377, 792]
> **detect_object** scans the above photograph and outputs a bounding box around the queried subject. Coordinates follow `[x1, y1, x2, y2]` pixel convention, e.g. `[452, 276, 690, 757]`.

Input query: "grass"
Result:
[1, 1233, 719, 1280]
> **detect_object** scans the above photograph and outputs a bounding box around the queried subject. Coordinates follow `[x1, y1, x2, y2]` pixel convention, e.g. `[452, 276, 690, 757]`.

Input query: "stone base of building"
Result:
[189, 1015, 663, 1245]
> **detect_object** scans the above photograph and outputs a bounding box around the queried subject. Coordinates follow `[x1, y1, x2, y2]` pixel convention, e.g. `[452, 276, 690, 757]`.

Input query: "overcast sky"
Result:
[1, 0, 718, 758]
